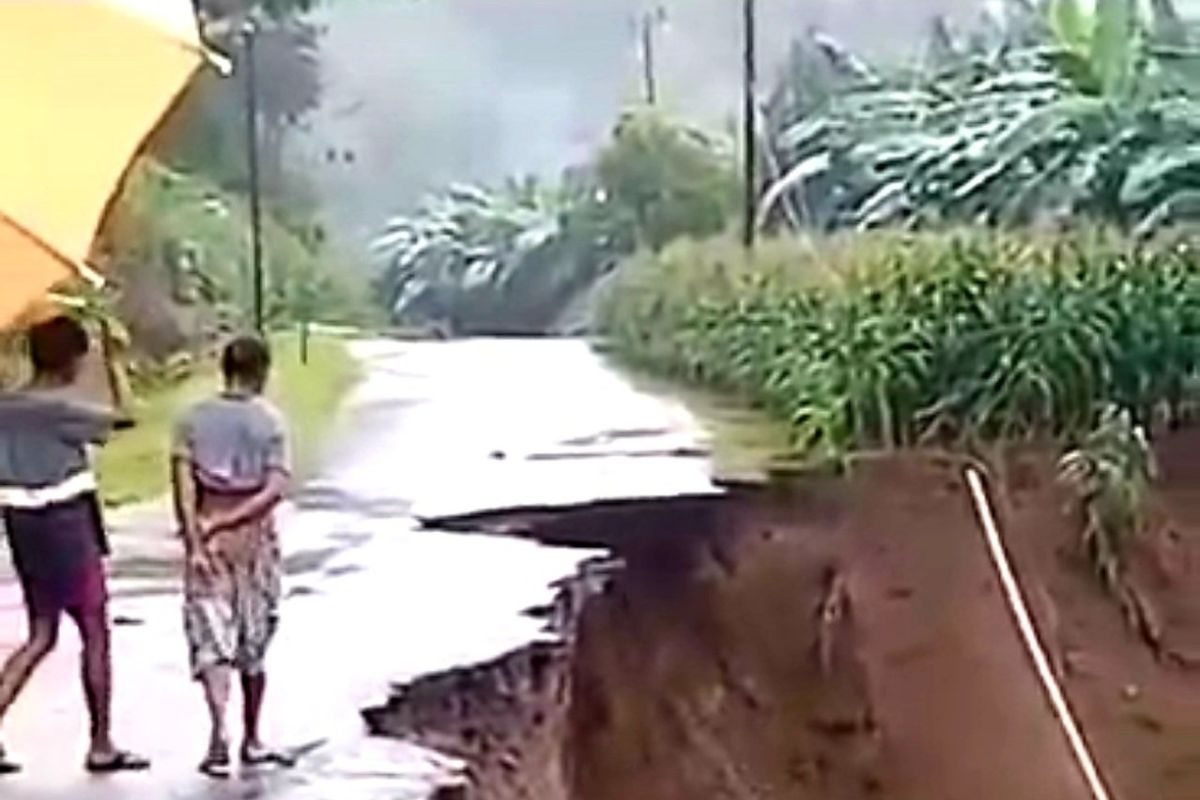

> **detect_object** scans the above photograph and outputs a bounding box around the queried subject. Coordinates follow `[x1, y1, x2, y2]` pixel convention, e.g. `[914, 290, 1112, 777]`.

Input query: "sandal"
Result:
[85, 750, 150, 774]
[241, 743, 297, 768]
[0, 744, 20, 775]
[198, 746, 232, 780]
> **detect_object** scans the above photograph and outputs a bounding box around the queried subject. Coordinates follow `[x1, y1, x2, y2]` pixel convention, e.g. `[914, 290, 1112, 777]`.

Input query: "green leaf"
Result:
[1091, 0, 1138, 97]
[757, 152, 833, 228]
[1134, 189, 1200, 237]
[854, 180, 909, 229]
[1051, 0, 1093, 55]
[1120, 144, 1200, 206]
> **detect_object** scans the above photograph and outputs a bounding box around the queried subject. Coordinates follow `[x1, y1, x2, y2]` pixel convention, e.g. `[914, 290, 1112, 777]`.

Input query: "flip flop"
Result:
[198, 750, 232, 780]
[0, 745, 21, 776]
[85, 750, 150, 774]
[240, 744, 297, 768]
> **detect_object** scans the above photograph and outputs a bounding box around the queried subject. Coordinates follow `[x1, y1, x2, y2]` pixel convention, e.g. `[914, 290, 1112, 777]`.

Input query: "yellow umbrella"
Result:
[0, 0, 210, 329]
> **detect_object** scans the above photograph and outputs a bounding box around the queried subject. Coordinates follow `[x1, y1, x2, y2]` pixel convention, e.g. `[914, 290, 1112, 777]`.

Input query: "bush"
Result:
[97, 158, 374, 359]
[599, 230, 1200, 462]
[373, 110, 739, 334]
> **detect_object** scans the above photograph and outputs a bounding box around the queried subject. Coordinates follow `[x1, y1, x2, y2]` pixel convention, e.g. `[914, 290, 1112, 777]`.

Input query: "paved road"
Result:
[0, 338, 714, 799]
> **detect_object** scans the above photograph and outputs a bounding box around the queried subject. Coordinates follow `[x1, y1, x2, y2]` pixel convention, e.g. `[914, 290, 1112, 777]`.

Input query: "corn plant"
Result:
[599, 229, 1200, 465]
[1059, 405, 1158, 588]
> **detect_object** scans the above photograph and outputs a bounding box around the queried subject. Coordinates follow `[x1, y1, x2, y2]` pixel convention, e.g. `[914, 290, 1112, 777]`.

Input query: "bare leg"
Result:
[70, 607, 115, 760]
[64, 590, 148, 773]
[199, 666, 233, 758]
[0, 617, 59, 726]
[241, 671, 266, 751]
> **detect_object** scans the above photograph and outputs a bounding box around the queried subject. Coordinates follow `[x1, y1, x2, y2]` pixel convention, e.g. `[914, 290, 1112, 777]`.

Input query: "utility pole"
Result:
[742, 0, 758, 250]
[641, 10, 657, 105]
[639, 7, 666, 106]
[243, 20, 265, 333]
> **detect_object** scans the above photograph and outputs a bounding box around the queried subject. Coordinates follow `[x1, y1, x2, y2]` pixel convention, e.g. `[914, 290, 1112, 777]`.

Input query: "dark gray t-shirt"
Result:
[0, 389, 112, 489]
[173, 394, 290, 492]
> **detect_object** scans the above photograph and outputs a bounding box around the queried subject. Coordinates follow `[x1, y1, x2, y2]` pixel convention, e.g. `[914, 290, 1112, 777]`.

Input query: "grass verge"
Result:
[96, 331, 360, 507]
[601, 352, 795, 483]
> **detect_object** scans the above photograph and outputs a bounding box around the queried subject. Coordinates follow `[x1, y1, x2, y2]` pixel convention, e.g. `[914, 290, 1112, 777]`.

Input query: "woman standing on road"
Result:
[0, 316, 149, 776]
[171, 334, 294, 778]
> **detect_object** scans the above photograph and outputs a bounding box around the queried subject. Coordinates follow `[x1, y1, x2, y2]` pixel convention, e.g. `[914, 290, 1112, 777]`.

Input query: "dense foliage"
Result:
[761, 0, 1200, 236]
[596, 112, 739, 251]
[97, 160, 371, 357]
[600, 231, 1200, 463]
[373, 111, 738, 333]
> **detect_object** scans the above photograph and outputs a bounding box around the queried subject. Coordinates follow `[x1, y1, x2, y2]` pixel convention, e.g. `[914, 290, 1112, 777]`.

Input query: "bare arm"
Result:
[204, 470, 289, 536]
[171, 456, 203, 553]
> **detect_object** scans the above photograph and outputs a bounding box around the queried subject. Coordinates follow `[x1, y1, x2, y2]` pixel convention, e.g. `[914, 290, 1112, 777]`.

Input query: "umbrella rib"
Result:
[0, 209, 104, 288]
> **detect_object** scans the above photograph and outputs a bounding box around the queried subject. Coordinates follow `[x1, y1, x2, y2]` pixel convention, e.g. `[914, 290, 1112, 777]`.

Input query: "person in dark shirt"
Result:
[0, 316, 148, 775]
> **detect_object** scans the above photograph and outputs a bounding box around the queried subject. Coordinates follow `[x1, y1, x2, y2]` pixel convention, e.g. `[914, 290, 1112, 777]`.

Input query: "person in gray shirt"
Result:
[172, 335, 292, 778]
[0, 316, 148, 775]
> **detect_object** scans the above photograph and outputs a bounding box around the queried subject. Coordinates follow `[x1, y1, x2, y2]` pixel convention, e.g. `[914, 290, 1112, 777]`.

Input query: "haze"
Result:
[297, 0, 990, 245]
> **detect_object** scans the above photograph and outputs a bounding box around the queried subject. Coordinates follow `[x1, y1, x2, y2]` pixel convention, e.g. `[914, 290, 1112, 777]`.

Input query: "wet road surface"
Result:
[0, 338, 715, 799]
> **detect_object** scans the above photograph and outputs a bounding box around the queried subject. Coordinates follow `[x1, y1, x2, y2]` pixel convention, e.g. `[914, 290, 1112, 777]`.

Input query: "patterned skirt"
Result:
[183, 491, 282, 678]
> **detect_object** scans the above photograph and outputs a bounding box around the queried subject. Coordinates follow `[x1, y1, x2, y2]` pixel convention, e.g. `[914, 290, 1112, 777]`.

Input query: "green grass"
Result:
[606, 355, 795, 483]
[267, 330, 362, 475]
[96, 331, 360, 507]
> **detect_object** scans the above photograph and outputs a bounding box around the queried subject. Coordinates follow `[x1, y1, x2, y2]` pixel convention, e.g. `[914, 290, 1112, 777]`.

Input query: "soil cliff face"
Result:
[366, 446, 1200, 800]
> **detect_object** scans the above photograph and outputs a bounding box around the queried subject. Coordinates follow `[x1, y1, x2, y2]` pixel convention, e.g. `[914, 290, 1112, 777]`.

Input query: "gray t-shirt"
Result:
[0, 389, 113, 489]
[173, 394, 290, 492]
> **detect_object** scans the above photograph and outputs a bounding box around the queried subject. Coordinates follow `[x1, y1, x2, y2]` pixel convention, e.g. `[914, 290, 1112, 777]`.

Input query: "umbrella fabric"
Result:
[0, 0, 205, 329]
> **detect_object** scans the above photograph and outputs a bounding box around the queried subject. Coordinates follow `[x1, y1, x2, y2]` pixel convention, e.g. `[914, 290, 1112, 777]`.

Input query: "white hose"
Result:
[965, 467, 1114, 800]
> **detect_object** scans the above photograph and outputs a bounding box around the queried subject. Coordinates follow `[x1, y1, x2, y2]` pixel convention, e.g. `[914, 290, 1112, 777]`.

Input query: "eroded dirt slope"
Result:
[368, 445, 1200, 800]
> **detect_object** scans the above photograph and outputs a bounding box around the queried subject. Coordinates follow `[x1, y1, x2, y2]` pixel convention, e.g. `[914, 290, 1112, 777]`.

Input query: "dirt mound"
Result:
[367, 443, 1200, 799]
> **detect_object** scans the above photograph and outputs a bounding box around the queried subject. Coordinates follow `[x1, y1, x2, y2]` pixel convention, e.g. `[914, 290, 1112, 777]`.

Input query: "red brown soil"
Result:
[1001, 430, 1200, 800]
[366, 437, 1200, 800]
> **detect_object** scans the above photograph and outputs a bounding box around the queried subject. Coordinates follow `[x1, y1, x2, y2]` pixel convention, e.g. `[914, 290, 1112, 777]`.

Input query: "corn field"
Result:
[599, 230, 1200, 463]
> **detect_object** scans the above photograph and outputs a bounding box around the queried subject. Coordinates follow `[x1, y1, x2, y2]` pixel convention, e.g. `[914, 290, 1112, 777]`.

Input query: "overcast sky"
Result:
[294, 0, 989, 245]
